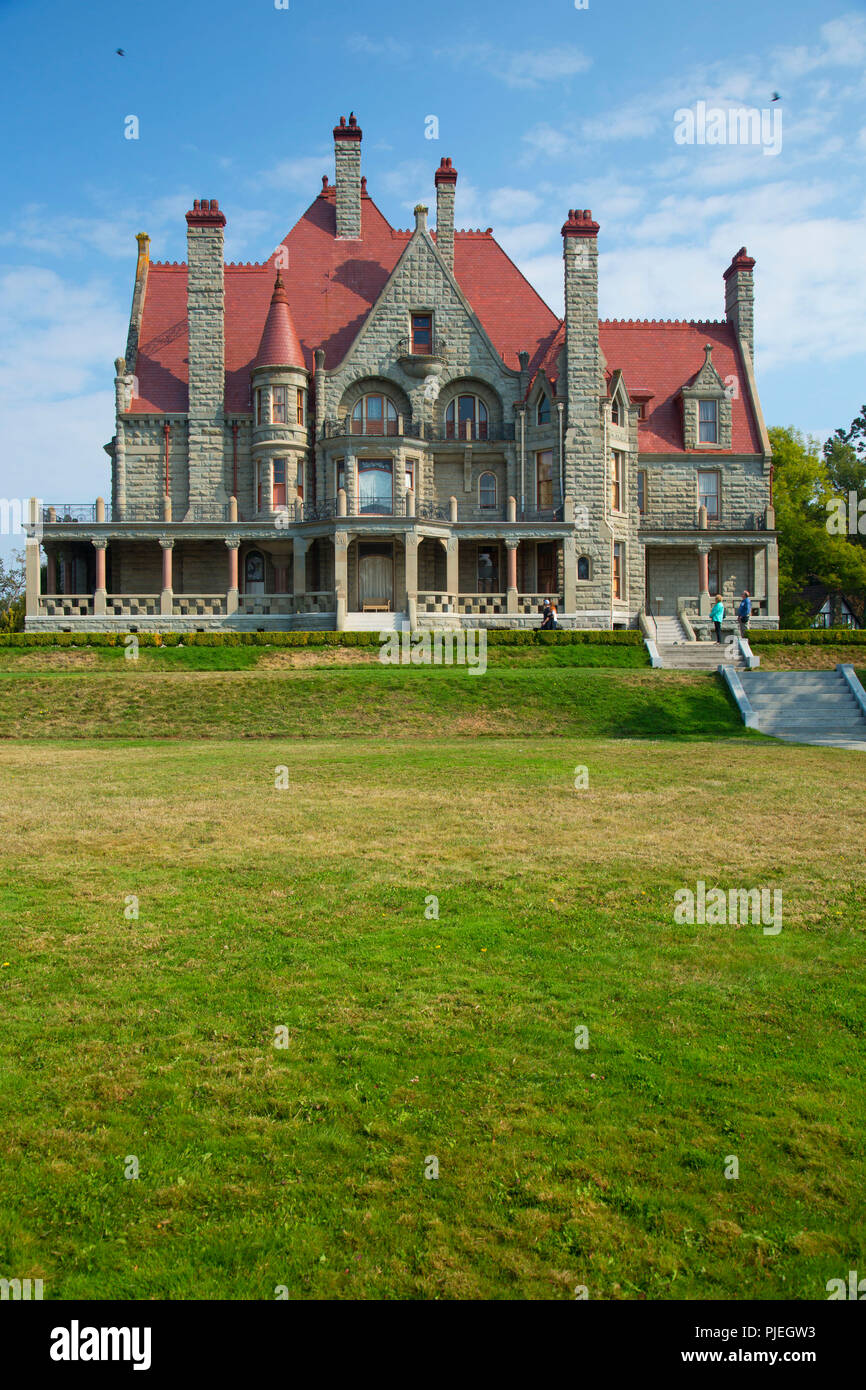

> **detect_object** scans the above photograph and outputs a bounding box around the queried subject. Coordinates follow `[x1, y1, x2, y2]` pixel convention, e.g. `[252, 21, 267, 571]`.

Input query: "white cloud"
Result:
[521, 124, 570, 160]
[445, 43, 591, 90]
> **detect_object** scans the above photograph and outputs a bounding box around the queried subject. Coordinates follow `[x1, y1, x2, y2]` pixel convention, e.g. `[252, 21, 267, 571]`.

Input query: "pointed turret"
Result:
[254, 273, 304, 369]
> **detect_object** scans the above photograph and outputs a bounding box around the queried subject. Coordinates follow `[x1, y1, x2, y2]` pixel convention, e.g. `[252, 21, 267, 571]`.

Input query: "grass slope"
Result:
[1, 738, 864, 1299]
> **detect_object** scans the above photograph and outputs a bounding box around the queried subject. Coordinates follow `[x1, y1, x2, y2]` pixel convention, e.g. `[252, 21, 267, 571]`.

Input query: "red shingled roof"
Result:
[131, 185, 762, 456]
[600, 320, 761, 454]
[253, 272, 304, 369]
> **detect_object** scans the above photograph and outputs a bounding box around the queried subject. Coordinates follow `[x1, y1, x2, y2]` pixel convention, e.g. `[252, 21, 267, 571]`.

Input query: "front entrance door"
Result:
[358, 543, 393, 608]
[537, 542, 556, 594]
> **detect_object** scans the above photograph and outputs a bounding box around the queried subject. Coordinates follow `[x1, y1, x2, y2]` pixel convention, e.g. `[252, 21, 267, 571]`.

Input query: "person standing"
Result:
[710, 594, 725, 644]
[737, 590, 752, 638]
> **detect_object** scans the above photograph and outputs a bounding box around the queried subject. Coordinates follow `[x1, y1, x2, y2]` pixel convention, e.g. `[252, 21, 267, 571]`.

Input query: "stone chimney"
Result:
[333, 113, 362, 239]
[435, 157, 457, 273]
[185, 198, 227, 515]
[724, 246, 756, 364]
[561, 209, 602, 470]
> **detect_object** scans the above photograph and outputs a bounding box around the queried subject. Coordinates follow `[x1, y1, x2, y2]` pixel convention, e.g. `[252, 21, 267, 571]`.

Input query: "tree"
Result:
[0, 551, 25, 632]
[823, 404, 866, 548]
[769, 426, 866, 626]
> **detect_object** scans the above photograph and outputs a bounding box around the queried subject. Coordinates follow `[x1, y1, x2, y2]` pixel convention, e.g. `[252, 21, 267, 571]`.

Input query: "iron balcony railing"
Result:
[396, 333, 449, 360]
[321, 419, 516, 443]
[639, 510, 767, 531]
[42, 503, 113, 524]
[304, 498, 450, 522]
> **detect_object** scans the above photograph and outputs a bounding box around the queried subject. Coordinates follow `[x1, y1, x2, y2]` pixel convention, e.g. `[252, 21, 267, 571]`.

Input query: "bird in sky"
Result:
[771, 92, 781, 101]
[116, 48, 125, 57]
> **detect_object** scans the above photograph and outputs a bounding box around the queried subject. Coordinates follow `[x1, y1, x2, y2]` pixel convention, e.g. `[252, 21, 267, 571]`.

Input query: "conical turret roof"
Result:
[254, 272, 304, 369]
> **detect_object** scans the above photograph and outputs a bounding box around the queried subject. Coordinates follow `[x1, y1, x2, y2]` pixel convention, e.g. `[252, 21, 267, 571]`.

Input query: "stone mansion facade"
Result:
[24, 113, 778, 632]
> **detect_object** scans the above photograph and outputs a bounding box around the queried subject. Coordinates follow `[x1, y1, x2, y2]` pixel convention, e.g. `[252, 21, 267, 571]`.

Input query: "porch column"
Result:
[334, 530, 348, 630]
[404, 531, 418, 614]
[445, 536, 459, 602]
[226, 539, 239, 615]
[698, 544, 710, 618]
[25, 534, 41, 619]
[93, 539, 107, 616]
[506, 538, 518, 614]
[765, 540, 779, 621]
[293, 537, 309, 614]
[160, 539, 174, 617]
[562, 533, 577, 613]
[46, 548, 57, 595]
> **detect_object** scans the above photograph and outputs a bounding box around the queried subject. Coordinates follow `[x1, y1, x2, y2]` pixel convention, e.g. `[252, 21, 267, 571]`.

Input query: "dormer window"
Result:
[446, 395, 488, 441]
[411, 314, 432, 354]
[611, 398, 622, 426]
[699, 399, 719, 443]
[537, 394, 551, 425]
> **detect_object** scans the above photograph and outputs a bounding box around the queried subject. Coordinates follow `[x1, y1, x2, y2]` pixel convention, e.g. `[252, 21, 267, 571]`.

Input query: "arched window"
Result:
[537, 393, 551, 425]
[446, 394, 488, 441]
[578, 556, 590, 581]
[479, 472, 497, 509]
[352, 394, 398, 437]
[611, 398, 621, 425]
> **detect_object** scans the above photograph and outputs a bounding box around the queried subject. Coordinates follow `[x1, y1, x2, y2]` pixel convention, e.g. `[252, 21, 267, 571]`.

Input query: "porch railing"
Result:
[172, 594, 227, 617]
[457, 593, 507, 615]
[37, 594, 93, 616]
[107, 595, 161, 617]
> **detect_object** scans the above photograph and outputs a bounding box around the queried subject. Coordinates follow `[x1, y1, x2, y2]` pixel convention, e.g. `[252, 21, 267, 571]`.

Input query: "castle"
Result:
[24, 113, 778, 633]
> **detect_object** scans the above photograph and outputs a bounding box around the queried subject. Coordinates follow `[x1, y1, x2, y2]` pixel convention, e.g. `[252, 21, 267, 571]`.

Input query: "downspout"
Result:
[557, 400, 564, 512]
[231, 421, 239, 503]
[519, 409, 525, 518]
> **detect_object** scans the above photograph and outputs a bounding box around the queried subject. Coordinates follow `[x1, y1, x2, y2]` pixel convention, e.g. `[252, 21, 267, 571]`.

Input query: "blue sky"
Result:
[1, 0, 865, 558]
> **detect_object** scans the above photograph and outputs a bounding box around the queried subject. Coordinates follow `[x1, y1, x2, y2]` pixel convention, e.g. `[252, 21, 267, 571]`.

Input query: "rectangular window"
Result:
[411, 313, 432, 354]
[256, 459, 263, 511]
[272, 387, 289, 424]
[336, 457, 346, 496]
[536, 450, 553, 508]
[699, 399, 719, 443]
[296, 460, 304, 501]
[272, 459, 287, 508]
[255, 389, 268, 426]
[297, 388, 306, 427]
[477, 545, 499, 592]
[708, 549, 719, 594]
[611, 450, 624, 512]
[698, 470, 719, 518]
[404, 459, 415, 495]
[358, 459, 393, 515]
[636, 401, 647, 420]
[613, 542, 623, 600]
[637, 469, 647, 515]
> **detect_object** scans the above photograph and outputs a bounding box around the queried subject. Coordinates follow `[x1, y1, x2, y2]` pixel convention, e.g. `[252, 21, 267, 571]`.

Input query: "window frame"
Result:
[698, 468, 720, 519]
[272, 386, 289, 425]
[577, 555, 590, 582]
[637, 469, 647, 515]
[297, 387, 306, 427]
[479, 471, 497, 510]
[537, 393, 551, 426]
[352, 394, 399, 437]
[536, 449, 554, 509]
[699, 398, 719, 444]
[445, 394, 489, 441]
[357, 458, 394, 516]
[612, 542, 624, 600]
[411, 313, 433, 355]
[611, 450, 625, 513]
[272, 458, 288, 509]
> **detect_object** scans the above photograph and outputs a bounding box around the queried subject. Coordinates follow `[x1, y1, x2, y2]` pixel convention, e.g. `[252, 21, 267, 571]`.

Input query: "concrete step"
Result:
[342, 611, 406, 631]
[735, 666, 866, 748]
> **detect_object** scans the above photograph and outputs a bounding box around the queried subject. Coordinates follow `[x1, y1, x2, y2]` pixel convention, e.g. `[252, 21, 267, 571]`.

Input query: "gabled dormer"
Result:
[679, 342, 731, 450]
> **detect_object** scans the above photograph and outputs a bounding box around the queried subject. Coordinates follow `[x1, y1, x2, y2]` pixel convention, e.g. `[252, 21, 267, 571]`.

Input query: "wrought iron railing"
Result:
[42, 503, 112, 524]
[640, 511, 766, 531]
[397, 334, 448, 359]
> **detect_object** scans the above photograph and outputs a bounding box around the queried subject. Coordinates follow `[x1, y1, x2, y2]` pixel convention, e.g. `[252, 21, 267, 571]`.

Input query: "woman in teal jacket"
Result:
[710, 595, 725, 644]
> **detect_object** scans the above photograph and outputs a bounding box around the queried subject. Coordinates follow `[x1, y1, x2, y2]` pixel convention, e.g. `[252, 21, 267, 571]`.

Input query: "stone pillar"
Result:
[404, 532, 418, 612]
[507, 495, 516, 523]
[293, 537, 309, 610]
[765, 541, 779, 620]
[506, 539, 518, 614]
[445, 536, 458, 600]
[449, 495, 458, 523]
[563, 534, 577, 613]
[160, 539, 174, 617]
[25, 536, 41, 618]
[698, 545, 710, 617]
[334, 530, 349, 629]
[93, 539, 107, 616]
[337, 487, 347, 517]
[406, 487, 416, 519]
[46, 549, 57, 595]
[434, 157, 457, 274]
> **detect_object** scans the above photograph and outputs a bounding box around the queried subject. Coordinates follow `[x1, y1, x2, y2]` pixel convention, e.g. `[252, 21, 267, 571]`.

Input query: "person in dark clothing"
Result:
[737, 590, 752, 638]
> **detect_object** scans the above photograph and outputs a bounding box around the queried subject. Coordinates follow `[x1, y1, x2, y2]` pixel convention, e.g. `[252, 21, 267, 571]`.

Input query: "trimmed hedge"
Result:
[0, 627, 643, 650]
[749, 629, 866, 645]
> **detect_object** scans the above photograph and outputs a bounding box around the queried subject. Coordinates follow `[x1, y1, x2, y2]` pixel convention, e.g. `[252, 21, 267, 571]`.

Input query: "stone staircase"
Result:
[738, 668, 866, 747]
[654, 615, 690, 644]
[657, 637, 745, 671]
[342, 611, 406, 632]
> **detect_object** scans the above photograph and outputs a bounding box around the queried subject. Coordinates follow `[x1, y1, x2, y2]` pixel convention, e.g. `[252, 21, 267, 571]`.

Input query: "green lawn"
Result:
[1, 719, 864, 1300]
